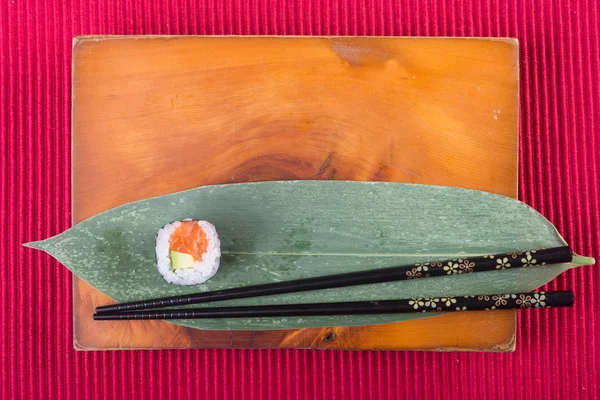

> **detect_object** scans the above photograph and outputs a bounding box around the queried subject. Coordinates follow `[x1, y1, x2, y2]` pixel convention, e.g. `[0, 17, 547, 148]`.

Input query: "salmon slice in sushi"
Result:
[155, 219, 221, 285]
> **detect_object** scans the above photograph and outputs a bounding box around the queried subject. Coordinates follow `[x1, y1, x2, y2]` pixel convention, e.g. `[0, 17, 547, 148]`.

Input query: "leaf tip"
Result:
[572, 254, 596, 267]
[22, 241, 47, 251]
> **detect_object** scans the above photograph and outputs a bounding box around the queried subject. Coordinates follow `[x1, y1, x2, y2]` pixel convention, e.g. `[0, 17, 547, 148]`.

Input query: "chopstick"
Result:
[93, 290, 574, 320]
[96, 246, 572, 314]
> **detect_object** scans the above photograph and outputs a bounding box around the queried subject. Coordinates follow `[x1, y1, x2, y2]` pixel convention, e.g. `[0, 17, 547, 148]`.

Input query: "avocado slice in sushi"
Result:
[170, 251, 194, 270]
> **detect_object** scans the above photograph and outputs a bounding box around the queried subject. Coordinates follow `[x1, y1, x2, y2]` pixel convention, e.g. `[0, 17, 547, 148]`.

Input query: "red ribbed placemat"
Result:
[1, 1, 598, 399]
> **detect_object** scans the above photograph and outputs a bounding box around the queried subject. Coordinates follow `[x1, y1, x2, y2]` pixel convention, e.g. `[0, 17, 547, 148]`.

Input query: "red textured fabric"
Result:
[1, 0, 599, 399]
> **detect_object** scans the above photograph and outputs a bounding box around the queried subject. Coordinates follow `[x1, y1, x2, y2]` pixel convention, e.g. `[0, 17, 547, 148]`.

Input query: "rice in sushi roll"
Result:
[155, 219, 221, 285]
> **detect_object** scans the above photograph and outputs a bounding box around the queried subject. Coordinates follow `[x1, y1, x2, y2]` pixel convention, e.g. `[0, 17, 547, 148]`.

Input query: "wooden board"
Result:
[72, 36, 519, 350]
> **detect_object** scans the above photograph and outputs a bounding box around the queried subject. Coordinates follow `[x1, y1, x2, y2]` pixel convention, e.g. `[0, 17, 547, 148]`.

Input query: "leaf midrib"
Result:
[223, 251, 490, 257]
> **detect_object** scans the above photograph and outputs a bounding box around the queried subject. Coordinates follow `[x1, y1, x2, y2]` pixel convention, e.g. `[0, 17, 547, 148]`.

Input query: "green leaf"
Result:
[24, 181, 594, 330]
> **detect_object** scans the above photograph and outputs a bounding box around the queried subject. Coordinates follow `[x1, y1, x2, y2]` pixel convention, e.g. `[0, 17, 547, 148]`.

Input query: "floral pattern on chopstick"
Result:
[407, 292, 550, 312]
[443, 261, 461, 274]
[406, 263, 432, 279]
[459, 260, 475, 273]
[407, 247, 569, 281]
[507, 251, 524, 259]
[406, 267, 431, 280]
[511, 292, 547, 308]
[521, 251, 548, 267]
[496, 257, 511, 269]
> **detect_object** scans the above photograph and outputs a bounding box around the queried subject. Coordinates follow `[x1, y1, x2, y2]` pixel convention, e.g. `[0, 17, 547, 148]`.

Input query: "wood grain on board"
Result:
[72, 36, 519, 350]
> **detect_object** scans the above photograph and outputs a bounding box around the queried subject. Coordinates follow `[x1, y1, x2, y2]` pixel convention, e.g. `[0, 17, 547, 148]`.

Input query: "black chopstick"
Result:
[93, 290, 573, 320]
[96, 246, 572, 314]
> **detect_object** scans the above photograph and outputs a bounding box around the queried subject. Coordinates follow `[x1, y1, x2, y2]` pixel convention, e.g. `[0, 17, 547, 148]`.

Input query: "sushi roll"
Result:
[155, 219, 221, 285]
